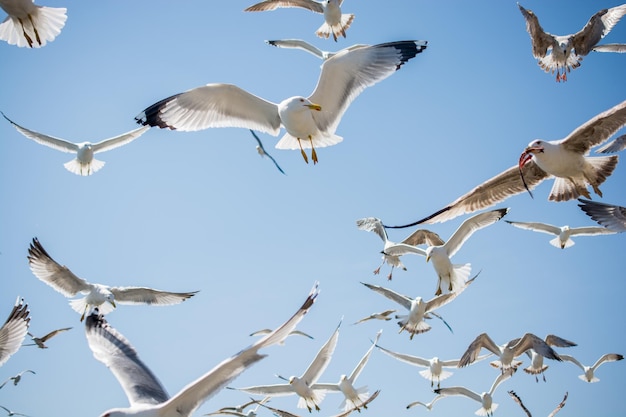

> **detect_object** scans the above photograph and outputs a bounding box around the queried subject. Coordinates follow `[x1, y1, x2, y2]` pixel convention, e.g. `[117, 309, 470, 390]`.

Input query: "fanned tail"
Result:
[316, 14, 354, 41]
[0, 6, 67, 48]
[64, 158, 105, 176]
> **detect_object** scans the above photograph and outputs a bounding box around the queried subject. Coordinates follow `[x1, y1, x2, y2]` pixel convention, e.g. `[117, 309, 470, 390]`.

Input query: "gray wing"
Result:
[347, 330, 381, 383]
[459, 333, 502, 367]
[545, 335, 577, 348]
[444, 208, 509, 258]
[244, 0, 324, 14]
[2, 111, 78, 153]
[361, 282, 412, 311]
[27, 238, 92, 297]
[91, 126, 150, 153]
[596, 134, 626, 153]
[135, 84, 281, 135]
[506, 220, 561, 236]
[571, 5, 626, 56]
[355, 217, 387, 242]
[578, 198, 626, 232]
[330, 390, 380, 417]
[402, 229, 445, 246]
[517, 3, 557, 58]
[383, 162, 547, 227]
[512, 333, 561, 361]
[300, 319, 341, 385]
[0, 298, 30, 367]
[561, 99, 626, 154]
[376, 344, 430, 367]
[84, 310, 170, 406]
[569, 226, 616, 236]
[591, 353, 624, 371]
[309, 41, 427, 136]
[110, 287, 198, 306]
[547, 392, 568, 417]
[161, 283, 319, 416]
[39, 327, 72, 342]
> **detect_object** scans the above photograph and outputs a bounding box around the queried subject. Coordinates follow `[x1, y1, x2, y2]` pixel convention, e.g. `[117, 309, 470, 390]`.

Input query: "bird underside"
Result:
[316, 14, 354, 41]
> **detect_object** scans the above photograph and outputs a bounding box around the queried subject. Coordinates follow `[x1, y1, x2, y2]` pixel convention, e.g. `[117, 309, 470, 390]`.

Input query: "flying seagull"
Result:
[508, 390, 568, 417]
[2, 112, 150, 176]
[522, 335, 577, 382]
[244, 0, 354, 42]
[376, 344, 491, 388]
[203, 396, 270, 417]
[265, 39, 368, 60]
[518, 3, 626, 81]
[434, 369, 516, 417]
[0, 405, 29, 417]
[251, 390, 380, 417]
[459, 333, 562, 372]
[406, 395, 444, 411]
[356, 216, 443, 280]
[135, 40, 427, 165]
[559, 353, 624, 383]
[27, 237, 199, 321]
[384, 99, 626, 227]
[505, 220, 616, 249]
[230, 319, 341, 412]
[0, 0, 66, 48]
[24, 327, 72, 349]
[352, 309, 396, 325]
[0, 370, 35, 389]
[0, 297, 30, 367]
[312, 330, 381, 412]
[250, 130, 285, 174]
[578, 198, 626, 231]
[249, 328, 313, 345]
[85, 282, 319, 417]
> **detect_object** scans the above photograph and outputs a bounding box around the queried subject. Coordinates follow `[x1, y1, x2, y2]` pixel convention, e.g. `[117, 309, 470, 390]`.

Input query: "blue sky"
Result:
[1, 1, 625, 416]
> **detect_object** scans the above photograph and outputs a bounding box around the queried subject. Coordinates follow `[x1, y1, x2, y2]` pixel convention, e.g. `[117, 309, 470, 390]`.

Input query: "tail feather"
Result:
[0, 6, 67, 48]
[275, 132, 343, 150]
[315, 14, 354, 40]
[64, 158, 105, 176]
[339, 386, 370, 411]
[549, 236, 573, 249]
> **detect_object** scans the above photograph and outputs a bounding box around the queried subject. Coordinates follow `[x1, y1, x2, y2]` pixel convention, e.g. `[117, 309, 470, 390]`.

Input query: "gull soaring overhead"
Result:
[522, 335, 577, 382]
[312, 330, 381, 412]
[352, 309, 396, 325]
[505, 220, 616, 249]
[356, 216, 443, 280]
[245, 0, 354, 42]
[135, 40, 427, 164]
[559, 353, 624, 383]
[231, 319, 341, 412]
[2, 112, 149, 176]
[24, 327, 72, 349]
[0, 370, 35, 389]
[385, 100, 626, 227]
[27, 238, 198, 321]
[0, 297, 30, 367]
[518, 3, 626, 81]
[0, 0, 66, 48]
[459, 333, 562, 372]
[508, 390, 568, 417]
[85, 283, 319, 417]
[578, 198, 626, 231]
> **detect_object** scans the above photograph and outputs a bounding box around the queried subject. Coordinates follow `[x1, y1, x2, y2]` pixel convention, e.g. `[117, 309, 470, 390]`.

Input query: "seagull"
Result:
[135, 40, 427, 165]
[361, 275, 476, 339]
[596, 133, 626, 153]
[517, 3, 626, 81]
[85, 282, 319, 417]
[312, 330, 381, 412]
[0, 0, 66, 48]
[406, 395, 444, 411]
[352, 309, 396, 325]
[559, 353, 624, 383]
[2, 112, 150, 176]
[356, 217, 443, 280]
[505, 220, 616, 249]
[249, 328, 313, 345]
[27, 237, 199, 321]
[0, 370, 35, 389]
[578, 198, 626, 231]
[0, 405, 29, 417]
[265, 39, 368, 60]
[458, 333, 562, 372]
[230, 319, 341, 412]
[0, 297, 30, 367]
[376, 344, 491, 388]
[434, 369, 516, 417]
[508, 390, 568, 417]
[392, 209, 507, 295]
[245, 0, 355, 42]
[522, 335, 577, 382]
[250, 130, 285, 174]
[252, 390, 380, 417]
[24, 327, 72, 349]
[384, 100, 626, 227]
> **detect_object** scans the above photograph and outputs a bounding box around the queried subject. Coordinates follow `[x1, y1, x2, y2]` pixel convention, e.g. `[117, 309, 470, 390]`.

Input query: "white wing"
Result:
[300, 319, 341, 385]
[444, 208, 509, 258]
[2, 112, 78, 153]
[355, 217, 387, 242]
[361, 282, 413, 311]
[0, 298, 30, 367]
[592, 43, 626, 53]
[347, 330, 381, 383]
[91, 126, 150, 153]
[569, 226, 617, 236]
[266, 39, 328, 59]
[110, 287, 198, 306]
[578, 199, 626, 232]
[571, 5, 626, 56]
[561, 99, 626, 154]
[376, 345, 431, 367]
[244, 0, 324, 14]
[596, 134, 626, 153]
[506, 220, 561, 236]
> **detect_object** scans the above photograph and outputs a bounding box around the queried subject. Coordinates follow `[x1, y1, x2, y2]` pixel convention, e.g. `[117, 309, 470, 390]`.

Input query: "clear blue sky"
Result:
[1, 1, 625, 416]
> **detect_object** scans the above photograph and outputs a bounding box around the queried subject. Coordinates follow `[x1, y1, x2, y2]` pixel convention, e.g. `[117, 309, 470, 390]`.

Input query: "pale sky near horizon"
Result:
[1, 1, 625, 417]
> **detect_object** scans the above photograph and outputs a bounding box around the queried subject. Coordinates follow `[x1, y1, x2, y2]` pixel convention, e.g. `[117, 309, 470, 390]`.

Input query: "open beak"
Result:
[306, 103, 322, 111]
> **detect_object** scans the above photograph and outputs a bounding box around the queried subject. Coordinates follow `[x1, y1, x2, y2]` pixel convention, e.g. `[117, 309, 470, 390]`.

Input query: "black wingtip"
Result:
[382, 205, 452, 229]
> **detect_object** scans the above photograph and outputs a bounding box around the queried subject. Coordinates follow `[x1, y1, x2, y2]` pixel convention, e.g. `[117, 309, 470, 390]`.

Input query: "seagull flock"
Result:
[1, 1, 625, 416]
